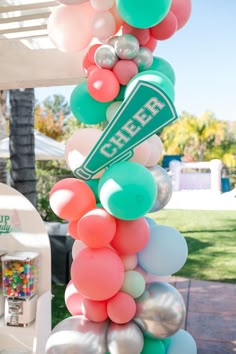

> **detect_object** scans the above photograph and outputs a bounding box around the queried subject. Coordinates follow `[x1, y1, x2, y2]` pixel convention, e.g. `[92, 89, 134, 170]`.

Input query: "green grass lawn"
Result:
[52, 209, 236, 327]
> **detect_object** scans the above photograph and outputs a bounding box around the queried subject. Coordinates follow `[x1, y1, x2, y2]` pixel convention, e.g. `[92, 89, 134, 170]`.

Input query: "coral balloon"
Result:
[82, 298, 108, 322]
[145, 36, 158, 52]
[65, 128, 103, 178]
[90, 0, 114, 11]
[64, 280, 83, 315]
[82, 52, 93, 76]
[150, 11, 178, 40]
[92, 11, 116, 40]
[111, 217, 150, 255]
[77, 208, 117, 248]
[120, 254, 138, 271]
[116, 0, 172, 29]
[70, 81, 110, 124]
[88, 43, 101, 63]
[49, 178, 96, 221]
[109, 3, 125, 32]
[71, 247, 124, 300]
[107, 292, 136, 324]
[122, 23, 150, 46]
[88, 68, 120, 102]
[72, 240, 87, 259]
[170, 0, 192, 29]
[112, 60, 138, 85]
[48, 3, 95, 52]
[68, 219, 80, 239]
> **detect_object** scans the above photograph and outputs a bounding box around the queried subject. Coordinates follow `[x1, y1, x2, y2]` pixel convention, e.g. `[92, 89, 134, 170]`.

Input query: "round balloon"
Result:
[94, 45, 118, 69]
[70, 81, 110, 124]
[134, 282, 186, 338]
[116, 0, 172, 29]
[167, 329, 197, 354]
[57, 0, 89, 3]
[147, 165, 172, 211]
[88, 68, 120, 102]
[114, 34, 139, 60]
[122, 23, 150, 46]
[92, 11, 116, 40]
[107, 321, 144, 354]
[98, 161, 157, 220]
[170, 0, 192, 30]
[90, 0, 114, 11]
[64, 280, 83, 315]
[45, 316, 108, 354]
[133, 47, 153, 71]
[145, 135, 163, 167]
[121, 270, 145, 299]
[138, 218, 188, 276]
[141, 337, 165, 354]
[107, 291, 136, 324]
[125, 70, 175, 102]
[149, 57, 175, 85]
[150, 11, 178, 40]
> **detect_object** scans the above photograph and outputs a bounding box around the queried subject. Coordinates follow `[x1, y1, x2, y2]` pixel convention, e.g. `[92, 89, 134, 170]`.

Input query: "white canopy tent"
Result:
[0, 0, 85, 89]
[0, 129, 65, 160]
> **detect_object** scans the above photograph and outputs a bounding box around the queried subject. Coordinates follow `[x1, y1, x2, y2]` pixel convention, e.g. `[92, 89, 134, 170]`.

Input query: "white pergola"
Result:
[0, 0, 86, 90]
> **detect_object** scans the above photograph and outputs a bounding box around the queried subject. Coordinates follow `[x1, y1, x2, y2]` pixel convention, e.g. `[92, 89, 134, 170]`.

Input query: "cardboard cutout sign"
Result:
[74, 81, 177, 180]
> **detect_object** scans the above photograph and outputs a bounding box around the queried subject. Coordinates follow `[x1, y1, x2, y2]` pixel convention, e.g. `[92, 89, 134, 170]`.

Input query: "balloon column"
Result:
[46, 0, 197, 353]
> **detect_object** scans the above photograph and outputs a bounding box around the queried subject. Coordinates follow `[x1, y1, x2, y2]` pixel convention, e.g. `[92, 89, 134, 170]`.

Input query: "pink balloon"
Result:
[49, 178, 96, 221]
[82, 52, 93, 76]
[130, 140, 151, 165]
[68, 219, 80, 239]
[88, 68, 120, 102]
[120, 254, 138, 271]
[87, 64, 99, 76]
[65, 280, 83, 315]
[72, 240, 87, 259]
[150, 11, 178, 40]
[48, 3, 95, 52]
[145, 36, 158, 52]
[82, 298, 108, 322]
[145, 134, 164, 167]
[109, 3, 125, 32]
[90, 0, 114, 11]
[107, 292, 136, 324]
[71, 247, 124, 301]
[92, 11, 116, 40]
[122, 23, 150, 46]
[65, 128, 104, 178]
[112, 60, 138, 85]
[77, 208, 117, 248]
[170, 0, 192, 29]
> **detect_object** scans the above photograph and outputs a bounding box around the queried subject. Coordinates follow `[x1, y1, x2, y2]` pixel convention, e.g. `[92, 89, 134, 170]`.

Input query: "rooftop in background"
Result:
[0, 0, 85, 89]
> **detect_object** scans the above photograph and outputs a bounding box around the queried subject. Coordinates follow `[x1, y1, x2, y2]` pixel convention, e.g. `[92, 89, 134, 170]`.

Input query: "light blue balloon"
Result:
[138, 219, 188, 276]
[167, 329, 197, 354]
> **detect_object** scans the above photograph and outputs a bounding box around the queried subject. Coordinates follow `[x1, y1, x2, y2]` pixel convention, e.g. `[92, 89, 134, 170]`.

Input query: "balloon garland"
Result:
[46, 1, 197, 353]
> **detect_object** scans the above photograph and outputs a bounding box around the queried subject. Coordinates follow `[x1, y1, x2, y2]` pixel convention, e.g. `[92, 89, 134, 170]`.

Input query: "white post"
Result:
[209, 159, 223, 193]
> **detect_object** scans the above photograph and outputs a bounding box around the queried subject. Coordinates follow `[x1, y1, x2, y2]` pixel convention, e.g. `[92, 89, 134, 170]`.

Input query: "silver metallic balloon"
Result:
[107, 36, 120, 48]
[94, 45, 119, 69]
[57, 0, 88, 4]
[134, 282, 186, 339]
[133, 47, 153, 71]
[115, 34, 139, 60]
[45, 315, 108, 354]
[107, 321, 144, 354]
[147, 165, 172, 212]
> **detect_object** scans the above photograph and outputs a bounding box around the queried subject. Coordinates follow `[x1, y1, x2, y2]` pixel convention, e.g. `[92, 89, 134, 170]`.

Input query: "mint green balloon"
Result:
[121, 270, 146, 299]
[115, 84, 126, 101]
[149, 57, 176, 85]
[86, 179, 100, 203]
[125, 70, 175, 102]
[70, 81, 111, 125]
[162, 337, 171, 349]
[141, 337, 165, 354]
[116, 0, 172, 29]
[98, 161, 157, 220]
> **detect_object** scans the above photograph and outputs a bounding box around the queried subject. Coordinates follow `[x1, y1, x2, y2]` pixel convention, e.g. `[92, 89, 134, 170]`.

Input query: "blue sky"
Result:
[35, 0, 236, 121]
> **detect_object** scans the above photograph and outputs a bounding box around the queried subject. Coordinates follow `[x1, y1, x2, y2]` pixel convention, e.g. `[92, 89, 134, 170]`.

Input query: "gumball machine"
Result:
[2, 252, 39, 327]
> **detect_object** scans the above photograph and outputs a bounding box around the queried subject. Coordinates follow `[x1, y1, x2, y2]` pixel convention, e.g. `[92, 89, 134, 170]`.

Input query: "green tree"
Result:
[160, 111, 235, 163]
[42, 94, 71, 121]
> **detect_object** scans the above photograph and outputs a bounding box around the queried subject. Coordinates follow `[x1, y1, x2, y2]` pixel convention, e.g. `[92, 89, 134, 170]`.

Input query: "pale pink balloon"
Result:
[48, 3, 95, 52]
[65, 128, 104, 178]
[90, 0, 115, 11]
[145, 134, 164, 167]
[92, 11, 116, 40]
[109, 3, 125, 32]
[112, 60, 138, 85]
[130, 141, 151, 166]
[120, 254, 138, 271]
[72, 239, 87, 259]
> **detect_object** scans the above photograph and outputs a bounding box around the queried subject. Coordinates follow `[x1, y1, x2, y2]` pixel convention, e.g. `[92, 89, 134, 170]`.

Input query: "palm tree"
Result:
[9, 89, 36, 206]
[0, 90, 7, 184]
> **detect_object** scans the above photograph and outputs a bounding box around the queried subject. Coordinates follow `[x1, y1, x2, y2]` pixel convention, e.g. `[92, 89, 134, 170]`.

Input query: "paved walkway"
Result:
[170, 276, 236, 354]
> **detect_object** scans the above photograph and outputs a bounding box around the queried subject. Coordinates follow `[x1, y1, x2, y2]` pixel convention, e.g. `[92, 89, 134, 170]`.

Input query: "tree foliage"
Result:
[160, 111, 236, 166]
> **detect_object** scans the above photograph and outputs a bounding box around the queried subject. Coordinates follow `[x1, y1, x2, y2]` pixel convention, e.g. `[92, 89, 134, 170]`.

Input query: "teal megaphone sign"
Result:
[74, 81, 178, 180]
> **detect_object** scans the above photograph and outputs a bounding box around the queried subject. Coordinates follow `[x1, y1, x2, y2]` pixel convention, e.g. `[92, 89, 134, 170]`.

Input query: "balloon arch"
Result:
[46, 0, 197, 353]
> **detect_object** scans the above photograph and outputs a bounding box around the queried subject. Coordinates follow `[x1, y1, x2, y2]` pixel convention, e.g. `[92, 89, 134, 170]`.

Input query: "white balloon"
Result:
[90, 0, 115, 11]
[138, 218, 188, 276]
[106, 101, 122, 121]
[92, 11, 116, 40]
[167, 329, 197, 354]
[145, 134, 163, 166]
